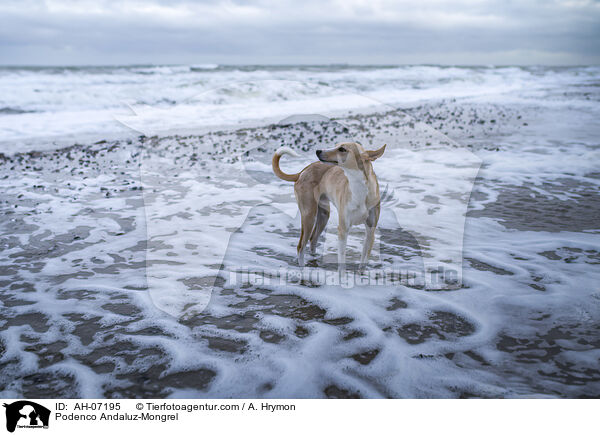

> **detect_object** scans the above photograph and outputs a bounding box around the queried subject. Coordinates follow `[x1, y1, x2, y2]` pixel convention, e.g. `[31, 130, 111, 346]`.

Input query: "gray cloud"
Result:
[1, 0, 599, 65]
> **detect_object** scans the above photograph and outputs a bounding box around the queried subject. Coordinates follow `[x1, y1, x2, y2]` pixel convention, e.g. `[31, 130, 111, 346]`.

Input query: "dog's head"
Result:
[316, 142, 386, 171]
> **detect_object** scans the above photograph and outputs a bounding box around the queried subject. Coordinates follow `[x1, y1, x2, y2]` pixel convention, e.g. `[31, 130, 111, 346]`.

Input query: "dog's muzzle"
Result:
[316, 150, 331, 163]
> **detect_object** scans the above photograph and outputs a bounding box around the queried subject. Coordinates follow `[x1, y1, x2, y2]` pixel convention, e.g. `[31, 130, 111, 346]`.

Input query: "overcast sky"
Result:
[1, 0, 599, 66]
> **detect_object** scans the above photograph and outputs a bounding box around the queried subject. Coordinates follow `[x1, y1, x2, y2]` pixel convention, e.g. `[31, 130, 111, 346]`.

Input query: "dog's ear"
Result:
[363, 144, 386, 161]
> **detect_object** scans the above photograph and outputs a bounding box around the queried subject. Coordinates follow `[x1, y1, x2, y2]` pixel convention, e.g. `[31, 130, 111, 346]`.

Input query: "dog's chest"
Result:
[343, 168, 369, 225]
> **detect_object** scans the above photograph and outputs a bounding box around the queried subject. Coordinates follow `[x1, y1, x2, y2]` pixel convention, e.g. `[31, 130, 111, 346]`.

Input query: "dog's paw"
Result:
[297, 252, 305, 267]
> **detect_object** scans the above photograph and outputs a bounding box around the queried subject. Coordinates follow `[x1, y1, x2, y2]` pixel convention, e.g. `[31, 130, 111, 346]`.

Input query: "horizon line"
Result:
[0, 63, 598, 68]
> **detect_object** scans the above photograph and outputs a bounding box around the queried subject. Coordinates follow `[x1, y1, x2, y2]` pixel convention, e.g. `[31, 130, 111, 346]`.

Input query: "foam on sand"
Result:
[0, 66, 599, 398]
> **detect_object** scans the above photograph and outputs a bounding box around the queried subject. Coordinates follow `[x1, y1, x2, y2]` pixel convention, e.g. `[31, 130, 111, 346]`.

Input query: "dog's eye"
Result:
[338, 147, 347, 152]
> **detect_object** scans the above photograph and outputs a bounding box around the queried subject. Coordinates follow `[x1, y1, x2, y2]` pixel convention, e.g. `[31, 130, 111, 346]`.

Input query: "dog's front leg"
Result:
[337, 219, 348, 274]
[298, 248, 305, 267]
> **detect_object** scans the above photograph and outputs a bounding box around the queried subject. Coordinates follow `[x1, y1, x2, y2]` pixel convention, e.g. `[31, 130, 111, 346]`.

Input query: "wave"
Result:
[0, 65, 598, 152]
[0, 106, 34, 115]
[190, 63, 220, 71]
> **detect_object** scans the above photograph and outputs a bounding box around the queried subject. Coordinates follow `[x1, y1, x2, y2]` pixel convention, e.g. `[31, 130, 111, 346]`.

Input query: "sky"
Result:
[1, 0, 599, 66]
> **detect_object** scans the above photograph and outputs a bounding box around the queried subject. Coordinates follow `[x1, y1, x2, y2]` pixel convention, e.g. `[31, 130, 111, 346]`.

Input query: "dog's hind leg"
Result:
[297, 227, 305, 267]
[309, 198, 330, 255]
[297, 213, 316, 266]
[296, 196, 318, 267]
[360, 226, 376, 272]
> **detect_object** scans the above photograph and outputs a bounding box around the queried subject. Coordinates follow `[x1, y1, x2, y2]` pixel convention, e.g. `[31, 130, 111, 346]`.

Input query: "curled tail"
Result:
[272, 147, 301, 182]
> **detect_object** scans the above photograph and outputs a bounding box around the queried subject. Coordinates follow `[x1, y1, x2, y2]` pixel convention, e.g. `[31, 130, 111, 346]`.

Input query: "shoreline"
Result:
[0, 98, 534, 163]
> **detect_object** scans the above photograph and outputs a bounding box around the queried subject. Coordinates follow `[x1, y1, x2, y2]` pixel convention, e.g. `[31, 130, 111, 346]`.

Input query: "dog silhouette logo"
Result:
[3, 401, 50, 432]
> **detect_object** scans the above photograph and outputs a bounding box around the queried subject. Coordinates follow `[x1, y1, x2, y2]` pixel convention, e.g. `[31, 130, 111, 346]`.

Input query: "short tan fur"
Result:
[272, 142, 386, 272]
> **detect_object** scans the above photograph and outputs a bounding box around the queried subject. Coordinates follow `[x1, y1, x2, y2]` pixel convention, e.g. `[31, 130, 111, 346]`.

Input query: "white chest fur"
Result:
[342, 168, 369, 226]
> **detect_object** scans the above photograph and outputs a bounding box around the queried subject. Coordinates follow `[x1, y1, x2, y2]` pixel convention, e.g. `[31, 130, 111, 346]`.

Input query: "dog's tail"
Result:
[272, 147, 301, 182]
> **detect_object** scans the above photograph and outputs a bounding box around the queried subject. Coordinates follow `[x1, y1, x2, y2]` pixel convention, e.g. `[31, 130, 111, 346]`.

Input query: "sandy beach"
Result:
[1, 65, 599, 398]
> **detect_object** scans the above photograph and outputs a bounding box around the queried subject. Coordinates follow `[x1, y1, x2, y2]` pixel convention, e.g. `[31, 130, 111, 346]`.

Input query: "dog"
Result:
[272, 142, 385, 272]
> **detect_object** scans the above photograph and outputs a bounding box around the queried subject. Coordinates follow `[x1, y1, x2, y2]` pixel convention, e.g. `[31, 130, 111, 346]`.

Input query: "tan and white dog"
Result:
[272, 142, 386, 272]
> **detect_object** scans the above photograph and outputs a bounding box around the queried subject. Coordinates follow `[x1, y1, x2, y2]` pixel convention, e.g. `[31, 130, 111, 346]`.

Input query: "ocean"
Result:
[1, 64, 598, 152]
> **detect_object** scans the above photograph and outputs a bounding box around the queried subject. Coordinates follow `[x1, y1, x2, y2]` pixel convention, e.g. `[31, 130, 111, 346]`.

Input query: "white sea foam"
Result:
[0, 66, 599, 398]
